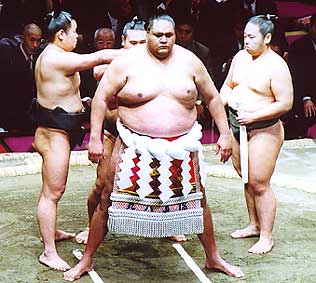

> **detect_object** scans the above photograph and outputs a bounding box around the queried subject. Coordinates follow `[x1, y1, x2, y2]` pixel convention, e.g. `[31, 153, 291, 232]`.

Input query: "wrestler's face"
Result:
[244, 22, 270, 58]
[147, 19, 176, 60]
[122, 30, 146, 49]
[63, 20, 78, 51]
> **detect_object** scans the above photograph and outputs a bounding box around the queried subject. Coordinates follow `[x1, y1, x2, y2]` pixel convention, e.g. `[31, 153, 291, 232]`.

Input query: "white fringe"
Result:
[108, 208, 204, 238]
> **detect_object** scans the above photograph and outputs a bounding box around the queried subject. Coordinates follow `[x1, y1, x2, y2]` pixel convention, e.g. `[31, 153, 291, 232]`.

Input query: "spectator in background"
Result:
[286, 13, 316, 139]
[0, 23, 42, 133]
[80, 28, 115, 99]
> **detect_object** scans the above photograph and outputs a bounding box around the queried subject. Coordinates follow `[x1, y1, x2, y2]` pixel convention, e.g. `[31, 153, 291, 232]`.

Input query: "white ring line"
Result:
[172, 243, 213, 283]
[72, 249, 104, 283]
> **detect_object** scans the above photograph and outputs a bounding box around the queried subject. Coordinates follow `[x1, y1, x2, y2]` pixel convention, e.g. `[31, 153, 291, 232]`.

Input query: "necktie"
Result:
[27, 57, 33, 72]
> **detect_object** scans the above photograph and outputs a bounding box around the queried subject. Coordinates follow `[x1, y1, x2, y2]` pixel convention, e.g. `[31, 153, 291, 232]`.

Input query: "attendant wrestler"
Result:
[33, 11, 121, 271]
[75, 18, 147, 245]
[220, 15, 293, 254]
[64, 14, 244, 281]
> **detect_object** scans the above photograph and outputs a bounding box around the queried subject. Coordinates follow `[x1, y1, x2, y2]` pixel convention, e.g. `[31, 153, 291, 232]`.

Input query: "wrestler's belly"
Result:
[228, 88, 275, 112]
[118, 106, 197, 138]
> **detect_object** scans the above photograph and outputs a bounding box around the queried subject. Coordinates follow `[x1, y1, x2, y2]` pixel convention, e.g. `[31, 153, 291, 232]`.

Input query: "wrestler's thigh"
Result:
[35, 127, 71, 189]
[248, 122, 284, 184]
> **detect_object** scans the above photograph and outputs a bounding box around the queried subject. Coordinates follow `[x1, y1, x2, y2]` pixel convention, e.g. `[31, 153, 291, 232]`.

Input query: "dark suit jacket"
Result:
[0, 39, 37, 132]
[288, 34, 316, 120]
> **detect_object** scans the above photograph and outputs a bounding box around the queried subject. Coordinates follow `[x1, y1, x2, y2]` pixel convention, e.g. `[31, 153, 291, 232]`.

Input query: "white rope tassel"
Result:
[157, 156, 174, 202]
[136, 152, 154, 199]
[117, 147, 137, 189]
[240, 125, 248, 184]
[181, 152, 192, 197]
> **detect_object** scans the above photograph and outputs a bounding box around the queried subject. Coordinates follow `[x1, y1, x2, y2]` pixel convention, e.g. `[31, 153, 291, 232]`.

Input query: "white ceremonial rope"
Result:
[72, 249, 104, 283]
[172, 243, 213, 283]
[239, 125, 248, 184]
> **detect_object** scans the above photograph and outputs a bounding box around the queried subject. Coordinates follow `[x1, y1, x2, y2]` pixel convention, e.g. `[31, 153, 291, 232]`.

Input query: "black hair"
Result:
[46, 11, 74, 42]
[145, 13, 175, 31]
[248, 15, 274, 37]
[123, 17, 146, 36]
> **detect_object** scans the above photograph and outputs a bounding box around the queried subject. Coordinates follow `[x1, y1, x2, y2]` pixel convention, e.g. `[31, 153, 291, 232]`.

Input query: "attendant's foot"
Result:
[39, 252, 70, 272]
[55, 229, 76, 242]
[230, 225, 259, 239]
[75, 227, 89, 244]
[170, 235, 187, 242]
[63, 257, 93, 281]
[205, 255, 244, 278]
[248, 237, 274, 255]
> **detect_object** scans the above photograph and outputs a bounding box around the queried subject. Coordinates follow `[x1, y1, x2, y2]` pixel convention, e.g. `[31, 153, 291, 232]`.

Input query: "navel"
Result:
[138, 93, 143, 97]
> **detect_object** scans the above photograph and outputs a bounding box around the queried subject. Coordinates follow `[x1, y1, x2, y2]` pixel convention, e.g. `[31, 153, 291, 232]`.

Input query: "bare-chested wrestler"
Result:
[32, 11, 121, 271]
[75, 19, 147, 245]
[220, 15, 293, 254]
[64, 14, 244, 281]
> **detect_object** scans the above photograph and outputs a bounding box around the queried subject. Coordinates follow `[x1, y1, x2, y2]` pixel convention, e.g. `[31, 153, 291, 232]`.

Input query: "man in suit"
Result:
[286, 13, 316, 138]
[0, 23, 42, 133]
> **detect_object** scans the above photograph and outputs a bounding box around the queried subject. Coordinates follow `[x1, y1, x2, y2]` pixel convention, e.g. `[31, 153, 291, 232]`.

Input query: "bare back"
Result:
[35, 44, 83, 112]
[113, 45, 201, 137]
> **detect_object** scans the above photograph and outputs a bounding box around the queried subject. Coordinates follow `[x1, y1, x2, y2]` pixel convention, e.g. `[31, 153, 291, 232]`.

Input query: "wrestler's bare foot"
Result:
[55, 230, 76, 242]
[39, 252, 71, 272]
[205, 255, 244, 278]
[75, 227, 89, 244]
[248, 237, 274, 255]
[170, 235, 187, 242]
[230, 225, 259, 239]
[63, 257, 93, 282]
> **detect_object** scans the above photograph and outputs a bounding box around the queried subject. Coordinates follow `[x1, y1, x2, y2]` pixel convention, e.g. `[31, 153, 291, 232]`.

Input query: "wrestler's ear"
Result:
[264, 32, 272, 45]
[121, 35, 126, 47]
[57, 29, 66, 41]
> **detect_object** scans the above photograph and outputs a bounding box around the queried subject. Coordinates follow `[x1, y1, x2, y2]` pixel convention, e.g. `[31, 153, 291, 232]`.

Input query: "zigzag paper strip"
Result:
[136, 152, 154, 198]
[181, 152, 192, 197]
[157, 158, 174, 202]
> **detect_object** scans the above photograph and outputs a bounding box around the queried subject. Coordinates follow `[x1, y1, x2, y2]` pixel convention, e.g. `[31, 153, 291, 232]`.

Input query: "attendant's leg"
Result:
[76, 132, 116, 244]
[230, 135, 260, 239]
[35, 128, 73, 271]
[247, 122, 283, 254]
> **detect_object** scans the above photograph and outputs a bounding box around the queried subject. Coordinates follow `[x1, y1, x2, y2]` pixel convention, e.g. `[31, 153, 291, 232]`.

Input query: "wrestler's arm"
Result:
[88, 58, 127, 162]
[93, 64, 109, 81]
[219, 56, 236, 106]
[53, 48, 122, 75]
[194, 58, 232, 163]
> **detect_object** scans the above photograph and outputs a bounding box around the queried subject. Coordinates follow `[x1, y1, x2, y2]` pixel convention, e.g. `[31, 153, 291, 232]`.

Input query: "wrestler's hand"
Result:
[215, 134, 232, 163]
[236, 110, 256, 125]
[87, 139, 104, 163]
[303, 99, 316, 118]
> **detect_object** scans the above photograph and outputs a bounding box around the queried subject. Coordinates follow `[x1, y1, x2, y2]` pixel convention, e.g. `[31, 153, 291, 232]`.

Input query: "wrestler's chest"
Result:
[123, 72, 197, 100]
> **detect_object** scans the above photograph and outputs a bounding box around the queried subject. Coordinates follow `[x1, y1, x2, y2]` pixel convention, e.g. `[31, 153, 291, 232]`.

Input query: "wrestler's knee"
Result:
[248, 180, 269, 196]
[42, 183, 66, 201]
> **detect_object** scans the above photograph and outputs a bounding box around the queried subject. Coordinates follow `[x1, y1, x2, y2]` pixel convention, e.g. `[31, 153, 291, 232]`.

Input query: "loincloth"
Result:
[29, 98, 87, 148]
[108, 119, 206, 238]
[228, 107, 279, 142]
